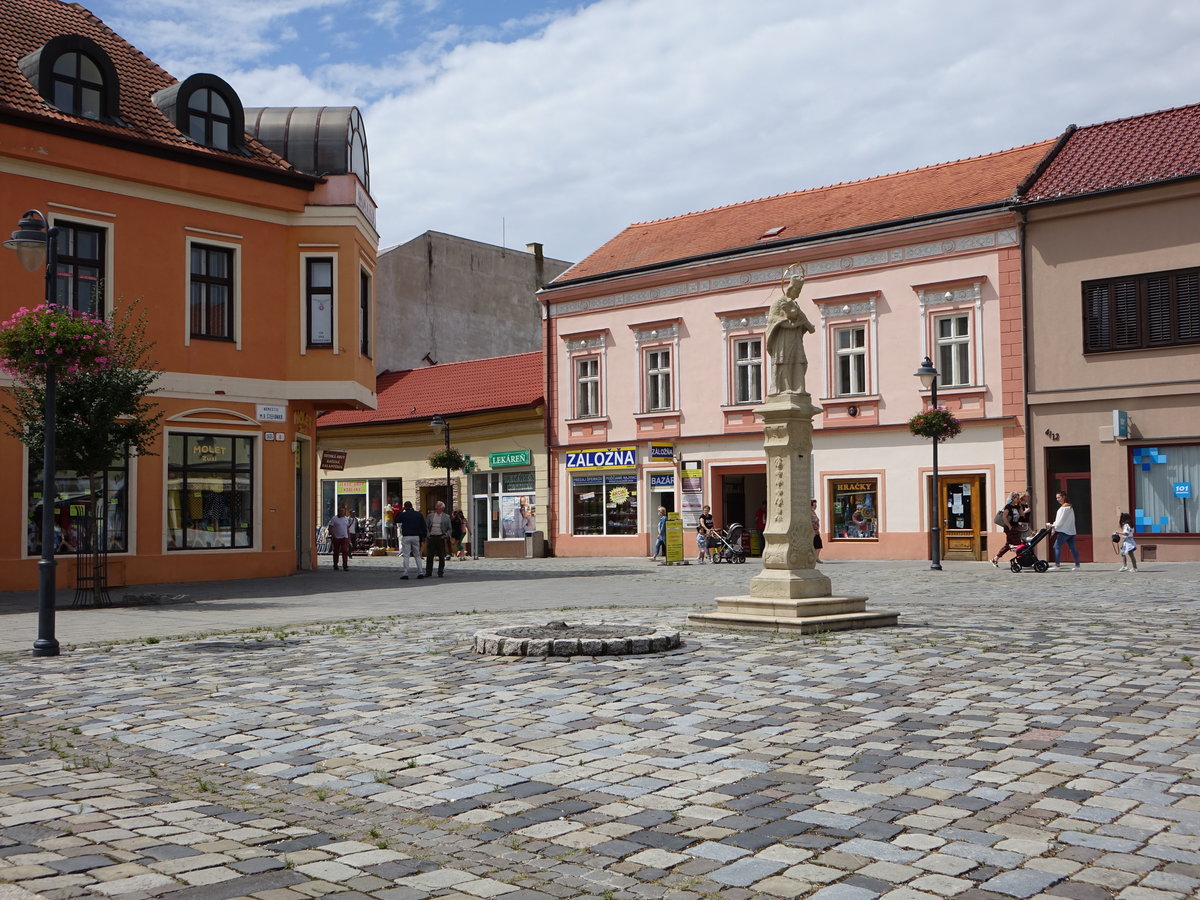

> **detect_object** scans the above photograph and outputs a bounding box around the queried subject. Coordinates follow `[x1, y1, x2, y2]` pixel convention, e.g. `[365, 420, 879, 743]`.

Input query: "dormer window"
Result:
[19, 35, 121, 123]
[153, 73, 245, 153]
[52, 51, 103, 119]
[187, 88, 232, 150]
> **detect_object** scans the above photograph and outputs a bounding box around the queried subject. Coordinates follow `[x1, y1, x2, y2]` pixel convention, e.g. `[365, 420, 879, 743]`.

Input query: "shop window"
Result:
[189, 242, 235, 341]
[1130, 444, 1200, 534]
[167, 434, 254, 550]
[829, 478, 878, 539]
[575, 356, 601, 418]
[500, 470, 536, 537]
[733, 337, 762, 404]
[645, 347, 672, 411]
[306, 257, 334, 348]
[1085, 268, 1200, 352]
[53, 221, 106, 317]
[935, 313, 971, 386]
[571, 473, 637, 535]
[27, 453, 129, 556]
[834, 326, 867, 396]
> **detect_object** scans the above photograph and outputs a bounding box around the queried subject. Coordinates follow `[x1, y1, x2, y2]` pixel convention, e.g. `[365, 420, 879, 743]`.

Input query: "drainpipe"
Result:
[1017, 209, 1036, 520]
[528, 242, 554, 556]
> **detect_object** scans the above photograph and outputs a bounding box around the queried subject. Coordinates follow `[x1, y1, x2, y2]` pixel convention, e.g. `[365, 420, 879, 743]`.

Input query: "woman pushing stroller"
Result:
[991, 491, 1028, 566]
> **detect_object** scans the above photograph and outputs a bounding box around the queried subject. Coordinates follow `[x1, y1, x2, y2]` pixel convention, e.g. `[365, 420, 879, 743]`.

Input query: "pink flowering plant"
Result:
[0, 304, 114, 379]
[908, 407, 962, 441]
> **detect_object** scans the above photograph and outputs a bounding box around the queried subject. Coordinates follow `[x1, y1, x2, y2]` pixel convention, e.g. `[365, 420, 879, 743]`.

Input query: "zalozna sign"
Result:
[565, 447, 637, 469]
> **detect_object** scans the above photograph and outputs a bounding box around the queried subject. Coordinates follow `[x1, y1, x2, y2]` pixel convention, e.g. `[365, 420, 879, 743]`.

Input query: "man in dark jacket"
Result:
[397, 500, 426, 579]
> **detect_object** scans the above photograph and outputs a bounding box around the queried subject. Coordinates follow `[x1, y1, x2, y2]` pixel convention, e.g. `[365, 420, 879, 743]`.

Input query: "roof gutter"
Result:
[1016, 169, 1200, 210]
[543, 199, 1019, 292]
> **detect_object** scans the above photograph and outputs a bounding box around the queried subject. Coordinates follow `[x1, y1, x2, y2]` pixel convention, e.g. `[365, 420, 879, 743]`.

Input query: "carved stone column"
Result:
[750, 391, 832, 599]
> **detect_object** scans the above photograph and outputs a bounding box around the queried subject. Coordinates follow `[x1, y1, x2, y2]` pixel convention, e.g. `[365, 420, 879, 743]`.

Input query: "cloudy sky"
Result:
[81, 0, 1200, 263]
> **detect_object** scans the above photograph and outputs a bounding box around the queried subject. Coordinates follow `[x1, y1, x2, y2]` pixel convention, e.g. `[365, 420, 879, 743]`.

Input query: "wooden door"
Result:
[940, 474, 985, 561]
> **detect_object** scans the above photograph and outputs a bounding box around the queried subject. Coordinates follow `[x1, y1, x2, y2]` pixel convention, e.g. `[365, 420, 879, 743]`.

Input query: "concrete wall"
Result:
[375, 232, 572, 373]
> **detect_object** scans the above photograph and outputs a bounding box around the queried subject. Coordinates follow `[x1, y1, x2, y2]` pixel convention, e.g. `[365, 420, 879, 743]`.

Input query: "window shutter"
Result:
[1147, 276, 1172, 344]
[1085, 284, 1111, 351]
[1177, 272, 1200, 342]
[1113, 281, 1139, 348]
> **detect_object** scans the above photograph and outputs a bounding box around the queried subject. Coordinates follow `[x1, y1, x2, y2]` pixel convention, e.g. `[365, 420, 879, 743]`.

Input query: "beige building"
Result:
[1021, 104, 1200, 561]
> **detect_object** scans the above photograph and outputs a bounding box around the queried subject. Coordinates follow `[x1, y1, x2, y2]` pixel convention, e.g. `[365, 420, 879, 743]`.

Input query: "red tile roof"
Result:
[318, 352, 544, 429]
[555, 141, 1056, 283]
[1023, 102, 1200, 202]
[0, 0, 299, 177]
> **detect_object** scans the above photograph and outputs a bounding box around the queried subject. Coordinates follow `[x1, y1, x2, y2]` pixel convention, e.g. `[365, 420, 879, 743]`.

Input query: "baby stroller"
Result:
[709, 523, 747, 564]
[1007, 526, 1051, 573]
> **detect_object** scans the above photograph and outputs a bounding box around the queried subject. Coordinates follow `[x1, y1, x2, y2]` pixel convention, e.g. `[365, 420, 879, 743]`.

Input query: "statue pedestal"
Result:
[688, 391, 898, 635]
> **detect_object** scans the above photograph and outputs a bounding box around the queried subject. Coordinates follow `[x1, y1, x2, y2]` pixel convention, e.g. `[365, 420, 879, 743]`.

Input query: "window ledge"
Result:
[633, 410, 678, 419]
[820, 393, 881, 404]
[919, 384, 985, 396]
[566, 415, 610, 426]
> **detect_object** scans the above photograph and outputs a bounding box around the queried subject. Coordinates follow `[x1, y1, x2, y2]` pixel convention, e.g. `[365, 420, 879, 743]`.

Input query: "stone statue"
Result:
[765, 266, 816, 395]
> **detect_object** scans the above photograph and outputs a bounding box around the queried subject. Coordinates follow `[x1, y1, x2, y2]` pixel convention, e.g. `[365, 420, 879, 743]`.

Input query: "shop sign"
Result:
[257, 404, 286, 422]
[649, 443, 675, 460]
[191, 442, 227, 463]
[320, 449, 347, 470]
[1113, 409, 1129, 439]
[490, 449, 531, 468]
[650, 473, 675, 489]
[1175, 482, 1192, 498]
[565, 446, 637, 469]
[337, 480, 367, 493]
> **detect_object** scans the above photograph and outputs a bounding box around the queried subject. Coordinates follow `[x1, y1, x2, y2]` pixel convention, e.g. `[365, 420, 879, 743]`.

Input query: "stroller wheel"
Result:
[1033, 560, 1049, 573]
[735, 553, 746, 563]
[1009, 559, 1021, 573]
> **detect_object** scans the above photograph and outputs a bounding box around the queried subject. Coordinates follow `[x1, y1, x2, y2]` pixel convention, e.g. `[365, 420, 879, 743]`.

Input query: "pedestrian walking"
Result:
[327, 507, 351, 570]
[426, 501, 452, 578]
[451, 508, 467, 559]
[811, 499, 823, 563]
[1116, 512, 1139, 572]
[695, 505, 713, 563]
[1048, 491, 1081, 570]
[397, 500, 426, 579]
[991, 491, 1024, 566]
[651, 506, 667, 560]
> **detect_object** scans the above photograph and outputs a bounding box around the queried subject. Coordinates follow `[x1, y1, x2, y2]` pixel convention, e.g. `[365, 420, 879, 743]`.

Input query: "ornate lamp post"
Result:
[914, 356, 942, 571]
[3, 209, 61, 655]
[430, 414, 451, 509]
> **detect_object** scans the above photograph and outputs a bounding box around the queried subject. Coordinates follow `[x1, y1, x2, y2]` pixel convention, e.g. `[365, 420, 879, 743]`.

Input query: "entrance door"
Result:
[1052, 471, 1093, 563]
[940, 474, 985, 561]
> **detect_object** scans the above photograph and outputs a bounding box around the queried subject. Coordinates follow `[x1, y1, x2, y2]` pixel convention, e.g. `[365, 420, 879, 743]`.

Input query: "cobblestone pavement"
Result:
[2, 558, 1199, 900]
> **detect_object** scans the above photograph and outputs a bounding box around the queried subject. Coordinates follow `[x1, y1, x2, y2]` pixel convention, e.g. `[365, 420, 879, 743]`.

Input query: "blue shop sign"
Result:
[649, 443, 675, 460]
[650, 473, 675, 489]
[1174, 482, 1192, 498]
[565, 446, 637, 469]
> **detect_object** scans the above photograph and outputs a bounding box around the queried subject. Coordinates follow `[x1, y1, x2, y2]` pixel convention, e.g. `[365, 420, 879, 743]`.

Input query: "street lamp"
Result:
[914, 356, 943, 571]
[4, 209, 61, 655]
[430, 414, 451, 509]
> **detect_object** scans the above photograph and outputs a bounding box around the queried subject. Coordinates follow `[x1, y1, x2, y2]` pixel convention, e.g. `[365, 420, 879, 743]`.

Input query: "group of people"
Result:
[992, 490, 1140, 572]
[326, 501, 472, 578]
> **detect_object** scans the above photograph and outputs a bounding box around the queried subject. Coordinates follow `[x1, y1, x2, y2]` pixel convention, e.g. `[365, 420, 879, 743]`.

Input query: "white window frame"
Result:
[916, 282, 984, 389]
[834, 324, 868, 396]
[934, 311, 972, 387]
[575, 355, 601, 418]
[184, 232, 242, 349]
[645, 346, 673, 412]
[732, 336, 763, 404]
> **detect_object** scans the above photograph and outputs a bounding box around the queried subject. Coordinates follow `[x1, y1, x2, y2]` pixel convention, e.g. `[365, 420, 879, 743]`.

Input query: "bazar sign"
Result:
[490, 449, 531, 468]
[565, 446, 637, 469]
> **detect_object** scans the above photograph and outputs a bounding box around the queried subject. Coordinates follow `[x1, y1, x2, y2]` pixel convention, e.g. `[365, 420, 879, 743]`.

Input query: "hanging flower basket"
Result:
[908, 407, 961, 441]
[428, 447, 466, 471]
[0, 304, 115, 379]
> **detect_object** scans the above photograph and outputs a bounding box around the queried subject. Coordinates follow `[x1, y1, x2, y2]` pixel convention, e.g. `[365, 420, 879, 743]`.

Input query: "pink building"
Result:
[541, 142, 1055, 561]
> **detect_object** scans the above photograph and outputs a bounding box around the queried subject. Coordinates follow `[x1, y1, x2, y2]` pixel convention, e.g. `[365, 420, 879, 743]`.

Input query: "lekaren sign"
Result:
[565, 446, 637, 469]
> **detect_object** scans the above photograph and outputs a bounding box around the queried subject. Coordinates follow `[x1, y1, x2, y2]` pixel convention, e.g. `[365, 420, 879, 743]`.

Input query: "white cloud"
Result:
[82, 0, 1200, 263]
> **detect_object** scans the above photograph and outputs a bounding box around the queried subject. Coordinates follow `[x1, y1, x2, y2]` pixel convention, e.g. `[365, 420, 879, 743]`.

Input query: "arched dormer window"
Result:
[19, 34, 120, 122]
[153, 73, 245, 153]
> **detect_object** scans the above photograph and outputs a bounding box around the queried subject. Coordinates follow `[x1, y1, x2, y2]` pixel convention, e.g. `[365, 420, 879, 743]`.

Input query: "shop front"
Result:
[474, 450, 541, 557]
[555, 445, 642, 556]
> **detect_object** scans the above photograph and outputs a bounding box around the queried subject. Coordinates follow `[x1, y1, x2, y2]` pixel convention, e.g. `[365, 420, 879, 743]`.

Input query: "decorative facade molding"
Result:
[632, 323, 679, 345]
[554, 229, 1016, 316]
[917, 282, 983, 308]
[719, 313, 768, 333]
[818, 298, 877, 320]
[564, 335, 605, 352]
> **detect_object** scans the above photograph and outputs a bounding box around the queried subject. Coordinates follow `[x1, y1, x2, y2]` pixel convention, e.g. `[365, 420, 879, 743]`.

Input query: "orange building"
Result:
[0, 0, 376, 591]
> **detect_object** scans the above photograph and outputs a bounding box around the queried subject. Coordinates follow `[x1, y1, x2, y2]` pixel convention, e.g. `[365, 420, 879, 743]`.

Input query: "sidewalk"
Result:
[2, 556, 1199, 900]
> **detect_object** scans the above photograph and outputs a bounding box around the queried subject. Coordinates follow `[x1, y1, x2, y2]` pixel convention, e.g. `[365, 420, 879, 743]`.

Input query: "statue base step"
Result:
[688, 594, 899, 635]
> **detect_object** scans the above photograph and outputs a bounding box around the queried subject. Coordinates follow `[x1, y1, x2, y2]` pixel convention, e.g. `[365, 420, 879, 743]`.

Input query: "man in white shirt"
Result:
[425, 501, 452, 578]
[327, 507, 351, 570]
